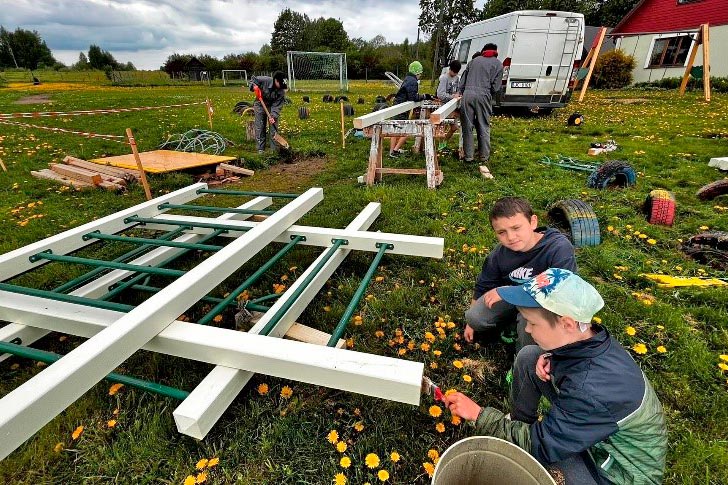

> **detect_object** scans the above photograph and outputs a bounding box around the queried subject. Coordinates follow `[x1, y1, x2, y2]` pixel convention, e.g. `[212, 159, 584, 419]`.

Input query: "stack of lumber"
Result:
[31, 156, 140, 191]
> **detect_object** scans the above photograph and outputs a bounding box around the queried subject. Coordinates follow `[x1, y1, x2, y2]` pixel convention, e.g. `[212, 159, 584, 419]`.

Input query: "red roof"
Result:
[612, 0, 728, 34]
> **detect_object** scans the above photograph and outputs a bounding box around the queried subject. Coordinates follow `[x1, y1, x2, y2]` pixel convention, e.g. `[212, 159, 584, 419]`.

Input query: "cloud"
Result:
[2, 0, 422, 69]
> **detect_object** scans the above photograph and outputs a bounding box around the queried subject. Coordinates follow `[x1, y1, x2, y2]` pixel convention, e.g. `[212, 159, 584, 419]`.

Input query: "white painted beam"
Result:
[0, 188, 323, 460]
[0, 183, 206, 282]
[142, 215, 444, 259]
[172, 203, 382, 439]
[430, 98, 460, 124]
[0, 197, 273, 363]
[352, 101, 422, 129]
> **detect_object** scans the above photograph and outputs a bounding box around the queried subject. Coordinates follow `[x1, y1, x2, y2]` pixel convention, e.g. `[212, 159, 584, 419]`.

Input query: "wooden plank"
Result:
[98, 181, 125, 192]
[377, 168, 427, 175]
[31, 169, 93, 189]
[284, 322, 346, 349]
[218, 163, 254, 176]
[430, 98, 460, 124]
[64, 156, 139, 180]
[353, 101, 421, 129]
[578, 27, 606, 103]
[89, 150, 237, 174]
[424, 124, 438, 189]
[679, 26, 702, 96]
[126, 128, 152, 200]
[49, 164, 102, 185]
[702, 23, 710, 102]
[366, 125, 382, 186]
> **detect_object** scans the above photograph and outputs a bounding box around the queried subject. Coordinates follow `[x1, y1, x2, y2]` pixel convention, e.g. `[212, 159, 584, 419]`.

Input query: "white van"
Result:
[445, 10, 585, 110]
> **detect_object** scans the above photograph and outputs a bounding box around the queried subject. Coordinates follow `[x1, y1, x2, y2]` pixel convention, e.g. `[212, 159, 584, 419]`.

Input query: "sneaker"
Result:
[258, 150, 265, 154]
[437, 141, 448, 150]
[389, 150, 401, 158]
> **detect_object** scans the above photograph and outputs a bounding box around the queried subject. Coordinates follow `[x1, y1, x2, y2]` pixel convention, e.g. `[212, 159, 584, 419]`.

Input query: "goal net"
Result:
[222, 70, 248, 86]
[286, 51, 348, 92]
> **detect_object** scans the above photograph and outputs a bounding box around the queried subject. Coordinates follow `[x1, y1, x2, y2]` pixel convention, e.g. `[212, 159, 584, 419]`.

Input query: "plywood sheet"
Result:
[90, 150, 236, 173]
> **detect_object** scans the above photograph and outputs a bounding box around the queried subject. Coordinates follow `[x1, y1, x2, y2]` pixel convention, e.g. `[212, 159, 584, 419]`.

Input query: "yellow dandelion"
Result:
[424, 332, 436, 343]
[354, 422, 364, 432]
[184, 476, 196, 485]
[435, 422, 445, 433]
[375, 330, 385, 338]
[333, 473, 347, 485]
[336, 441, 348, 453]
[107, 419, 117, 429]
[365, 453, 380, 469]
[340, 456, 351, 468]
[208, 457, 219, 467]
[647, 239, 656, 245]
[427, 449, 439, 461]
[633, 343, 648, 355]
[607, 225, 614, 231]
[592, 316, 602, 324]
[452, 360, 464, 369]
[377, 470, 390, 482]
[657, 346, 667, 353]
[720, 355, 728, 362]
[375, 276, 385, 282]
[53, 442, 64, 453]
[429, 362, 438, 369]
[719, 363, 728, 372]
[390, 451, 400, 463]
[213, 314, 223, 323]
[700, 225, 709, 230]
[108, 383, 124, 395]
[453, 343, 462, 351]
[625, 326, 636, 336]
[451, 415, 462, 425]
[280, 386, 293, 399]
[71, 425, 84, 440]
[433, 350, 442, 357]
[196, 458, 209, 470]
[429, 405, 442, 418]
[642, 299, 653, 306]
[423, 462, 435, 477]
[328, 430, 339, 444]
[397, 348, 407, 356]
[195, 472, 207, 484]
[257, 383, 269, 395]
[420, 343, 430, 351]
[463, 375, 472, 383]
[353, 315, 363, 325]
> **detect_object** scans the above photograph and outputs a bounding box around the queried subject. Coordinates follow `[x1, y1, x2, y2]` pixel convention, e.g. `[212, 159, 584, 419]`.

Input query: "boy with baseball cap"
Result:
[444, 269, 667, 484]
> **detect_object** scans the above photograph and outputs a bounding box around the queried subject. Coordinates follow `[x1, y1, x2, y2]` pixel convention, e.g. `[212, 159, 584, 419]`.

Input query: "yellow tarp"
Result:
[90, 150, 236, 173]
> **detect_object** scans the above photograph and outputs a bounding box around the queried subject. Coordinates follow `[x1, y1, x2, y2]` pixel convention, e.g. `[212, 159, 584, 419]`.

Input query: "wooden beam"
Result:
[702, 23, 710, 102]
[125, 128, 152, 200]
[49, 164, 102, 185]
[31, 169, 94, 189]
[64, 156, 140, 181]
[430, 98, 460, 124]
[377, 168, 428, 175]
[679, 27, 702, 96]
[285, 323, 346, 349]
[578, 27, 607, 103]
[218, 163, 254, 176]
[353, 101, 422, 129]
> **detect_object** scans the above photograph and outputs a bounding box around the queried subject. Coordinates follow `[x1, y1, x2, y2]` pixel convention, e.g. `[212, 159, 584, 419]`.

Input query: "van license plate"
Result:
[511, 81, 532, 88]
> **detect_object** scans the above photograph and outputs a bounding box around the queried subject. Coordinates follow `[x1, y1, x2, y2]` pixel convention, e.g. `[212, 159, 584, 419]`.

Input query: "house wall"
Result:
[616, 0, 728, 34]
[616, 24, 728, 83]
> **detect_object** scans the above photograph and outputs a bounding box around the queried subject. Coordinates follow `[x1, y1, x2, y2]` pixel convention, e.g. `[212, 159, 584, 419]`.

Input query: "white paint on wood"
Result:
[353, 101, 421, 129]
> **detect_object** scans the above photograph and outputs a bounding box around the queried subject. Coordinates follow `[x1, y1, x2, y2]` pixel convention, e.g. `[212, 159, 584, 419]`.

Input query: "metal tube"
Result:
[0, 283, 133, 312]
[125, 216, 253, 233]
[83, 231, 223, 252]
[249, 293, 283, 305]
[29, 251, 186, 278]
[198, 236, 305, 325]
[127, 284, 270, 313]
[258, 239, 347, 336]
[157, 203, 275, 216]
[52, 227, 186, 294]
[327, 243, 391, 346]
[196, 188, 299, 198]
[0, 341, 189, 400]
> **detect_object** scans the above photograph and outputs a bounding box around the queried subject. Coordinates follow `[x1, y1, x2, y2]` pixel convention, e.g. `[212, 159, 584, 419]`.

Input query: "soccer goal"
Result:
[222, 69, 248, 86]
[287, 51, 348, 92]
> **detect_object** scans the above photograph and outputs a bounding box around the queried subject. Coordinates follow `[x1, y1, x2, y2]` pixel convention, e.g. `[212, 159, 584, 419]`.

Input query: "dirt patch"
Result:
[14, 94, 53, 105]
[235, 155, 329, 193]
[608, 98, 649, 105]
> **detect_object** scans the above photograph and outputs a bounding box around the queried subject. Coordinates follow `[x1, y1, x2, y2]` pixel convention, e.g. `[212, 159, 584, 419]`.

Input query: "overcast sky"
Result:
[2, 0, 424, 69]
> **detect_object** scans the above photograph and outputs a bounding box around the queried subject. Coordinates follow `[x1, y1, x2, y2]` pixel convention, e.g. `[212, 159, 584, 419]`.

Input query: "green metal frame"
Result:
[127, 284, 270, 313]
[157, 203, 275, 216]
[125, 216, 254, 233]
[83, 231, 223, 252]
[196, 188, 299, 198]
[29, 251, 186, 278]
[0, 283, 133, 312]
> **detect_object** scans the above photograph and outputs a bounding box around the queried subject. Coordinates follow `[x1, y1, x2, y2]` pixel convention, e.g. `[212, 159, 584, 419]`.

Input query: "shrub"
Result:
[592, 50, 636, 89]
[634, 76, 728, 93]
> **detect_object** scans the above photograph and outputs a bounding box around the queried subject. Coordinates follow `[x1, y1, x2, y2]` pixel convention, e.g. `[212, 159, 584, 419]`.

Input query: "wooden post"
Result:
[414, 106, 429, 153]
[702, 23, 710, 102]
[125, 128, 152, 201]
[366, 125, 382, 186]
[679, 26, 702, 96]
[340, 101, 346, 149]
[423, 124, 437, 189]
[578, 27, 607, 103]
[206, 98, 214, 129]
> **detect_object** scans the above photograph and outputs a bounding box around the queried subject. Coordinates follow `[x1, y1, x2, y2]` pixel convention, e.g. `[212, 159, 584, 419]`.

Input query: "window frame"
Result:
[644, 33, 697, 69]
[458, 39, 472, 64]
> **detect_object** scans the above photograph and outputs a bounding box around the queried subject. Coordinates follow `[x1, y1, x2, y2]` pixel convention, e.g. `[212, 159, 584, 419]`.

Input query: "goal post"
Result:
[222, 70, 248, 86]
[286, 51, 348, 92]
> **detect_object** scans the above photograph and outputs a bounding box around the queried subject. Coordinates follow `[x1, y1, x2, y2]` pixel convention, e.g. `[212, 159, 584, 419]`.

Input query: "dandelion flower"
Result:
[377, 470, 390, 481]
[257, 383, 269, 395]
[53, 442, 63, 453]
[375, 330, 385, 338]
[390, 451, 400, 463]
[108, 383, 124, 395]
[451, 415, 461, 425]
[625, 326, 637, 336]
[280, 386, 293, 399]
[633, 343, 648, 355]
[375, 276, 385, 282]
[435, 422, 445, 433]
[719, 363, 728, 372]
[424, 332, 436, 343]
[642, 299, 653, 306]
[720, 355, 728, 362]
[340, 456, 351, 468]
[327, 430, 339, 444]
[592, 317, 602, 324]
[657, 346, 667, 353]
[647, 239, 656, 245]
[429, 362, 438, 369]
[429, 405, 442, 418]
[365, 453, 380, 469]
[420, 343, 430, 351]
[423, 462, 435, 477]
[433, 350, 442, 357]
[397, 348, 407, 356]
[107, 419, 117, 429]
[452, 360, 464, 369]
[213, 315, 223, 323]
[353, 315, 363, 325]
[184, 476, 196, 485]
[333, 473, 347, 485]
[336, 441, 348, 453]
[208, 457, 219, 467]
[427, 449, 439, 460]
[354, 422, 364, 432]
[700, 225, 709, 230]
[196, 458, 209, 470]
[71, 425, 84, 440]
[195, 472, 207, 484]
[607, 225, 614, 231]
[463, 375, 472, 383]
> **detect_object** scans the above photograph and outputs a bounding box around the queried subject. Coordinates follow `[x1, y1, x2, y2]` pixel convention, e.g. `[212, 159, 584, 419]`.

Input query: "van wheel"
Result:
[548, 199, 601, 247]
[682, 231, 728, 269]
[587, 160, 636, 190]
[644, 190, 676, 226]
[697, 179, 728, 200]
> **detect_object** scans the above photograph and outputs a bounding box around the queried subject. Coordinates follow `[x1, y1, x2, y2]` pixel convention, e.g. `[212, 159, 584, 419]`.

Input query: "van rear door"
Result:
[507, 15, 550, 101]
[539, 16, 582, 103]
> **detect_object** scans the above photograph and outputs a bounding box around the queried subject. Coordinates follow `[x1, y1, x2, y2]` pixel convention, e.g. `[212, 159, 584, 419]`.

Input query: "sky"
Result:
[2, 0, 424, 69]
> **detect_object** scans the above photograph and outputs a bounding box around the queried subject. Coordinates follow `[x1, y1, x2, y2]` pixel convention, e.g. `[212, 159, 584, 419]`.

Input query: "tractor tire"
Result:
[644, 190, 676, 226]
[343, 103, 355, 116]
[682, 231, 728, 269]
[587, 160, 637, 189]
[548, 199, 601, 248]
[302, 96, 310, 103]
[322, 94, 334, 103]
[372, 102, 389, 112]
[298, 106, 310, 120]
[567, 112, 585, 126]
[375, 95, 387, 103]
[334, 95, 349, 103]
[696, 179, 728, 200]
[357, 97, 365, 104]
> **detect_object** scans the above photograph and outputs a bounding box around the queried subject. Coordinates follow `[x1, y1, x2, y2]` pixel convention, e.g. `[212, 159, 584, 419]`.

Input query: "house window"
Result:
[677, 0, 703, 4]
[647, 35, 694, 67]
[458, 40, 472, 63]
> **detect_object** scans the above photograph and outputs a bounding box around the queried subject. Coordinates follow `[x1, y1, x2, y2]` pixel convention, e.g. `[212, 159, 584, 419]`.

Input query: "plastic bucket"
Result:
[432, 436, 556, 485]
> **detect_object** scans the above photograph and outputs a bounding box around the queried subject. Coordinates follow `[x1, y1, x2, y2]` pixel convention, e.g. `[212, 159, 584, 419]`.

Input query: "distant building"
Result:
[611, 0, 728, 83]
[184, 57, 208, 82]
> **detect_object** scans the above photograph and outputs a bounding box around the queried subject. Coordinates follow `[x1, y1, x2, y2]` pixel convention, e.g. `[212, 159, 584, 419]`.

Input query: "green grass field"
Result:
[0, 80, 727, 484]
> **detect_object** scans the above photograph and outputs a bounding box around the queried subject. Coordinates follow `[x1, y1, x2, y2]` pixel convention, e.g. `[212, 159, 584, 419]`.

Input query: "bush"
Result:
[633, 76, 728, 93]
[592, 50, 635, 89]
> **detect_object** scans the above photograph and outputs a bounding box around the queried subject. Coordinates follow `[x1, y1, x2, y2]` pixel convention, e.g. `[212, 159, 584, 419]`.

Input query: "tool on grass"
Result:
[421, 375, 444, 402]
[254, 86, 290, 150]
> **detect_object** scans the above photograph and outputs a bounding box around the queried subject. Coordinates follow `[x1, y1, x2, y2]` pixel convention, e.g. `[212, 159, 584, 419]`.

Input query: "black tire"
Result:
[302, 96, 310, 103]
[644, 190, 676, 226]
[372, 102, 389, 112]
[587, 160, 637, 189]
[682, 231, 728, 269]
[697, 179, 728, 200]
[334, 95, 349, 103]
[375, 95, 387, 103]
[548, 199, 601, 247]
[298, 106, 310, 120]
[322, 94, 334, 103]
[284, 97, 293, 105]
[343, 103, 355, 116]
[357, 97, 365, 104]
[567, 112, 585, 126]
[232, 101, 252, 115]
[385, 93, 397, 102]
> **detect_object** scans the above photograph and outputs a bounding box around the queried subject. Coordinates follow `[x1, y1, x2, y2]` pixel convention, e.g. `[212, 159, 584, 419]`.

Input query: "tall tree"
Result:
[0, 27, 56, 69]
[306, 17, 349, 51]
[73, 52, 89, 70]
[270, 9, 309, 55]
[88, 44, 120, 70]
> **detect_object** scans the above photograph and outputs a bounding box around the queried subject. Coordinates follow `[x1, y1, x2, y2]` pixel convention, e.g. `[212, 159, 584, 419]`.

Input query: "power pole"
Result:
[416, 27, 420, 59]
